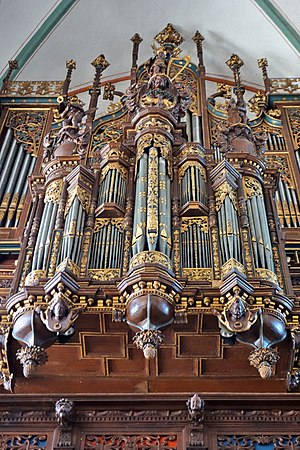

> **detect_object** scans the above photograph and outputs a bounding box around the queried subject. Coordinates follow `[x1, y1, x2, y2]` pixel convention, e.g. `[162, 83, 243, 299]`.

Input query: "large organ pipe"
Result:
[42, 203, 58, 268]
[132, 153, 147, 255]
[0, 128, 14, 172]
[257, 195, 274, 271]
[0, 140, 19, 202]
[0, 148, 24, 224]
[6, 153, 31, 227]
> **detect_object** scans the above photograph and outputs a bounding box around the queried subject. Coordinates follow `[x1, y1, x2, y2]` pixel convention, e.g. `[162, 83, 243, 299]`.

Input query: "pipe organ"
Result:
[0, 23, 300, 450]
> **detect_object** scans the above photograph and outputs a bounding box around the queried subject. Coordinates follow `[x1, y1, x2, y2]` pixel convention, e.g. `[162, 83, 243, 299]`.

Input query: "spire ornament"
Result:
[131, 33, 143, 68]
[193, 30, 205, 66]
[258, 57, 269, 79]
[226, 53, 244, 87]
[154, 23, 184, 47]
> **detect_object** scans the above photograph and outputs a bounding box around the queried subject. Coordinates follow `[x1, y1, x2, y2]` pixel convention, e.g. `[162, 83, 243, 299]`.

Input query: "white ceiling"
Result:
[1, 0, 300, 96]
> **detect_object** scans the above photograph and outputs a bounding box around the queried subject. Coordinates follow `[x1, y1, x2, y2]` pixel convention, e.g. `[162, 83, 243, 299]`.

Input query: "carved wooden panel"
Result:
[217, 435, 300, 449]
[83, 434, 178, 449]
[9, 310, 291, 394]
[0, 434, 47, 449]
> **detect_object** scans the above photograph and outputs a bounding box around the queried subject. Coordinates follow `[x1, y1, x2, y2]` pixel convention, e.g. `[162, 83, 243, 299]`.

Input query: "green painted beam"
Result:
[0, 0, 78, 86]
[254, 0, 300, 54]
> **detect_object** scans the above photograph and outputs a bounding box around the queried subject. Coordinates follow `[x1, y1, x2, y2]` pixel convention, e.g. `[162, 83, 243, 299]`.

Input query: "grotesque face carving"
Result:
[55, 398, 74, 428]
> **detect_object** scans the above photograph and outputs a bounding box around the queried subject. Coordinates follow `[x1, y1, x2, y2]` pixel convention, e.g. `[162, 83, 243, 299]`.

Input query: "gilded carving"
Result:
[243, 176, 263, 199]
[91, 117, 126, 155]
[136, 133, 172, 179]
[180, 217, 208, 233]
[88, 269, 120, 280]
[7, 110, 47, 156]
[2, 80, 63, 96]
[146, 147, 159, 246]
[215, 181, 238, 211]
[154, 23, 184, 47]
[172, 229, 180, 276]
[255, 268, 278, 285]
[48, 232, 61, 277]
[176, 143, 205, 162]
[56, 257, 80, 278]
[129, 251, 173, 271]
[80, 231, 92, 275]
[45, 179, 63, 204]
[24, 270, 46, 287]
[211, 228, 221, 279]
[265, 154, 294, 188]
[136, 117, 172, 132]
[99, 162, 128, 183]
[84, 434, 177, 449]
[269, 77, 300, 94]
[65, 185, 91, 216]
[286, 107, 300, 149]
[178, 161, 206, 182]
[182, 268, 212, 281]
[221, 258, 245, 276]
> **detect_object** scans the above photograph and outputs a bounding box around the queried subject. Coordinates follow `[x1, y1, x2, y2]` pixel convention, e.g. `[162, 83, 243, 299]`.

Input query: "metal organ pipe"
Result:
[0, 128, 14, 172]
[132, 153, 148, 255]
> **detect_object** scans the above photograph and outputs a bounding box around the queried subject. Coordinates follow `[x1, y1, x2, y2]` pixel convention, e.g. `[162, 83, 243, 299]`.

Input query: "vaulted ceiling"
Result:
[1, 0, 300, 103]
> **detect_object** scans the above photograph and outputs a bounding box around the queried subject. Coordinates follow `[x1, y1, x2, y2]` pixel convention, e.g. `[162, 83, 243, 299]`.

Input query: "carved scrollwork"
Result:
[0, 435, 47, 449]
[136, 133, 172, 179]
[7, 110, 47, 156]
[217, 435, 300, 448]
[65, 185, 91, 216]
[84, 435, 177, 449]
[243, 176, 263, 199]
[45, 179, 63, 203]
[129, 251, 173, 271]
[88, 269, 120, 281]
[215, 181, 238, 211]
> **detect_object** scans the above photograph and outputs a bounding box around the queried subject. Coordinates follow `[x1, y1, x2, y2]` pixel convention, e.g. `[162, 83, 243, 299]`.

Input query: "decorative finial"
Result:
[64, 60, 76, 89]
[226, 54, 244, 87]
[154, 23, 184, 46]
[192, 31, 205, 66]
[91, 54, 110, 72]
[8, 60, 19, 71]
[248, 347, 280, 378]
[258, 57, 269, 79]
[66, 59, 76, 70]
[131, 33, 143, 69]
[133, 329, 164, 359]
[1, 60, 19, 91]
